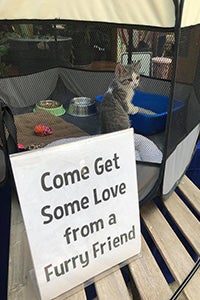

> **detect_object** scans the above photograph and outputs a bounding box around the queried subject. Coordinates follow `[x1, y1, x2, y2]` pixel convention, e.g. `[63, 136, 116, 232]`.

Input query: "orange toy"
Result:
[34, 124, 53, 136]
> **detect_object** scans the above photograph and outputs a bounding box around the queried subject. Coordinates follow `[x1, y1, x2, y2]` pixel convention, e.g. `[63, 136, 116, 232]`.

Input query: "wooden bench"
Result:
[8, 175, 200, 300]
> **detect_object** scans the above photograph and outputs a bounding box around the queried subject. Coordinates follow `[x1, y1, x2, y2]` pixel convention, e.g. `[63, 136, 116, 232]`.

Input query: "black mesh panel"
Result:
[166, 25, 200, 157]
[1, 20, 199, 202]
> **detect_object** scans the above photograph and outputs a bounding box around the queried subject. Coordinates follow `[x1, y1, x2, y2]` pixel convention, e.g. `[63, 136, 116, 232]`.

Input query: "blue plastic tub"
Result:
[96, 90, 184, 135]
[130, 90, 184, 135]
[186, 140, 200, 188]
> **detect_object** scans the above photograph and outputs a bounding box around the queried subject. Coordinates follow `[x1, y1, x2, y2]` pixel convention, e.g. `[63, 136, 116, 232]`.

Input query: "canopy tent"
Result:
[0, 1, 199, 299]
[1, 0, 200, 28]
[0, 0, 199, 202]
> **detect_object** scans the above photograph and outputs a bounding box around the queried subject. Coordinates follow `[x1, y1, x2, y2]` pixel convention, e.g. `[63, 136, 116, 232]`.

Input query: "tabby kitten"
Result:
[100, 62, 155, 134]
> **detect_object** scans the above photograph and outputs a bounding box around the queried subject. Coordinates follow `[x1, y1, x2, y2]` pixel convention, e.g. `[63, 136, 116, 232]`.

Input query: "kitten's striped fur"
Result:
[100, 62, 141, 133]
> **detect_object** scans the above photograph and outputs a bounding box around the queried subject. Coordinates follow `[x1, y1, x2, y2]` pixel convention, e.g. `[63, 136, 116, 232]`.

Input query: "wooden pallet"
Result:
[8, 176, 200, 300]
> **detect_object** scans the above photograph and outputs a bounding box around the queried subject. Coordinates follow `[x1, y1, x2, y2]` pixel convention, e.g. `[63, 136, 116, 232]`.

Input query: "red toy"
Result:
[34, 124, 53, 136]
[17, 143, 25, 150]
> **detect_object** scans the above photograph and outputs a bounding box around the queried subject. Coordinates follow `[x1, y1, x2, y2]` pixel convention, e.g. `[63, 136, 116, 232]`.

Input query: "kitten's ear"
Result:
[115, 63, 126, 77]
[133, 60, 142, 73]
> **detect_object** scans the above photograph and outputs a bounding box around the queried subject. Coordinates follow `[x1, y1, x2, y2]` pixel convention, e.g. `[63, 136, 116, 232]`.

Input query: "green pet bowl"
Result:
[34, 100, 66, 116]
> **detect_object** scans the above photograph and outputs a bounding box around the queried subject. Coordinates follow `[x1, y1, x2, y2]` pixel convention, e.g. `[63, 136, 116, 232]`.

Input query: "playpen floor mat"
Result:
[14, 110, 88, 148]
[14, 110, 160, 201]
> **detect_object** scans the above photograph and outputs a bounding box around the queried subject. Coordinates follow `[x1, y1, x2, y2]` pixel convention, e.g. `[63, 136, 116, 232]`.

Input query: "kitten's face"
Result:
[115, 62, 141, 89]
[131, 71, 140, 89]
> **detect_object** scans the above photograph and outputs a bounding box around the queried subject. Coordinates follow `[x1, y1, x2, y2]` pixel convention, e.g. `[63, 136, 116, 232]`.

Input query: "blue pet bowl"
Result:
[96, 90, 184, 135]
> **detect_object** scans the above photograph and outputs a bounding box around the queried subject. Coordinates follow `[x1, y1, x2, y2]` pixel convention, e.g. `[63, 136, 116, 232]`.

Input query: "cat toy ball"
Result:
[34, 124, 53, 136]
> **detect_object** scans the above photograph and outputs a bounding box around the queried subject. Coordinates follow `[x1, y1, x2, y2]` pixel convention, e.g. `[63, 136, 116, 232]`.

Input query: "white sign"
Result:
[10, 129, 141, 300]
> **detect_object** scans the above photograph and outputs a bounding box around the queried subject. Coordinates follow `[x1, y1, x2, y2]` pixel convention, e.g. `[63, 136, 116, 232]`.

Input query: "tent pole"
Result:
[159, 0, 185, 188]
[127, 29, 133, 63]
[0, 185, 11, 300]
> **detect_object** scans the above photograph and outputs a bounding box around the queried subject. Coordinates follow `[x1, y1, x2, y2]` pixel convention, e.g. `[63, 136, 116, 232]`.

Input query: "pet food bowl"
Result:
[67, 97, 97, 117]
[34, 100, 66, 116]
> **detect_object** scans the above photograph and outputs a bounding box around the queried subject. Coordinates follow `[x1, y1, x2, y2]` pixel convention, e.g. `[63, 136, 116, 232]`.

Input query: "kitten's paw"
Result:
[128, 105, 139, 115]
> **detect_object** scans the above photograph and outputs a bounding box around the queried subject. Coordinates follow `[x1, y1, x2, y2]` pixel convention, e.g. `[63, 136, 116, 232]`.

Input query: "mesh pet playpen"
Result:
[0, 0, 199, 203]
[0, 0, 200, 299]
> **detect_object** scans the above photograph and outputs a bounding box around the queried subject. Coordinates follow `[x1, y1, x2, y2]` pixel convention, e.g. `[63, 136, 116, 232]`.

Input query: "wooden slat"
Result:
[8, 193, 35, 300]
[8, 193, 87, 300]
[55, 286, 87, 300]
[128, 236, 173, 300]
[163, 192, 200, 255]
[183, 268, 200, 295]
[8, 281, 39, 300]
[8, 176, 200, 300]
[65, 290, 86, 300]
[141, 200, 200, 300]
[95, 268, 131, 300]
[178, 176, 200, 214]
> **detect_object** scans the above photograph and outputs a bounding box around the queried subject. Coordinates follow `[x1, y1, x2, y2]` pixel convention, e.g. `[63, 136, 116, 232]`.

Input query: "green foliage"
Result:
[0, 31, 11, 76]
[0, 44, 8, 57]
[0, 62, 11, 76]
[11, 24, 34, 39]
